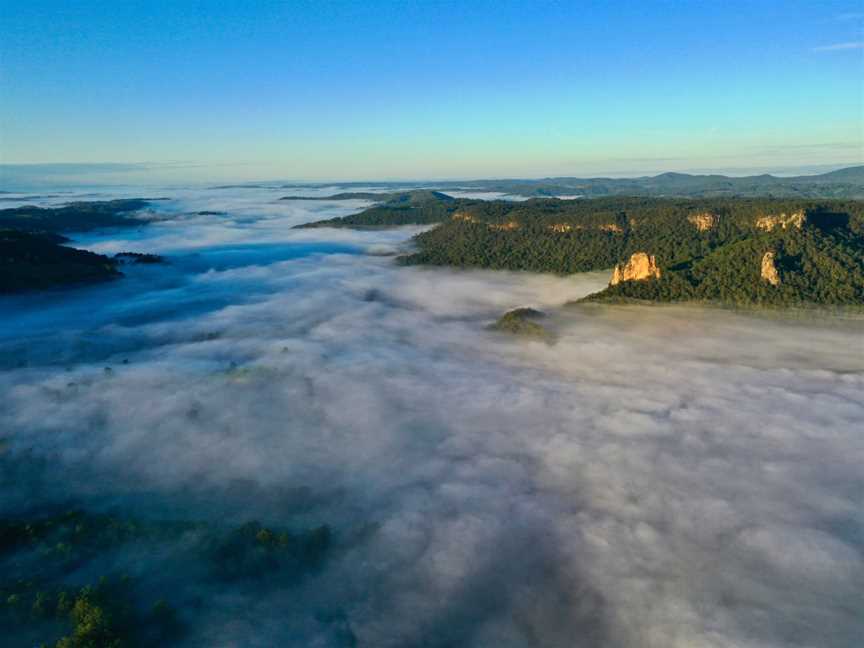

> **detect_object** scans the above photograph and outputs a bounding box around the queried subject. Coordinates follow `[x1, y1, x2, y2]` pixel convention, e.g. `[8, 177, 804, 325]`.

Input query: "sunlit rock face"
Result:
[688, 211, 719, 231]
[451, 211, 478, 223]
[761, 251, 781, 285]
[610, 252, 661, 285]
[598, 223, 623, 233]
[755, 210, 806, 231]
[488, 221, 520, 231]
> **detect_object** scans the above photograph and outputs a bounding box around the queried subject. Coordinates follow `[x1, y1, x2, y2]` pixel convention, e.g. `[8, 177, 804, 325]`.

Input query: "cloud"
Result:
[1, 189, 863, 646]
[813, 41, 864, 51]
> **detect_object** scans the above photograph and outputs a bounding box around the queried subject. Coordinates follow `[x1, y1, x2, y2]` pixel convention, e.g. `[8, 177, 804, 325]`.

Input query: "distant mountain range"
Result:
[280, 165, 864, 199]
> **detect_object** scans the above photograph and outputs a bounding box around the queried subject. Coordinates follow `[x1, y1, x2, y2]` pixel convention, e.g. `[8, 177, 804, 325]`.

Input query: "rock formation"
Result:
[451, 211, 478, 223]
[610, 252, 661, 286]
[488, 221, 520, 231]
[761, 251, 781, 286]
[687, 212, 719, 231]
[599, 223, 623, 233]
[755, 210, 806, 232]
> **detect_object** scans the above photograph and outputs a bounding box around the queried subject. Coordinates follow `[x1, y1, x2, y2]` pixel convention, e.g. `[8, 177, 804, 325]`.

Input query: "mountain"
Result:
[283, 166, 864, 200]
[0, 230, 121, 293]
[397, 197, 864, 307]
[281, 190, 456, 203]
[294, 190, 471, 228]
[0, 199, 156, 234]
[445, 166, 864, 199]
[0, 199, 159, 293]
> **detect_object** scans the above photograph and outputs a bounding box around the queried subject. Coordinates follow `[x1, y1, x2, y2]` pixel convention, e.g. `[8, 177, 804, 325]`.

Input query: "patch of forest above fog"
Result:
[300, 191, 864, 306]
[284, 165, 864, 199]
[0, 200, 164, 293]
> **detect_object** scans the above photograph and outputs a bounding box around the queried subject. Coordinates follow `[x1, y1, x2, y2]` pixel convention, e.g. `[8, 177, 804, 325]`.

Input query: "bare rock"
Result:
[761, 251, 781, 286]
[755, 210, 806, 232]
[610, 252, 661, 286]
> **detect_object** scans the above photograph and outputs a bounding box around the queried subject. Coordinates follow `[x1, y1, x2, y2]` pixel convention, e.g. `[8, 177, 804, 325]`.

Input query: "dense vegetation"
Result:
[295, 191, 477, 228]
[489, 308, 553, 340]
[0, 509, 332, 647]
[281, 191, 408, 201]
[0, 231, 121, 293]
[0, 200, 160, 294]
[449, 166, 864, 199]
[395, 197, 864, 306]
[0, 199, 155, 234]
[283, 165, 864, 199]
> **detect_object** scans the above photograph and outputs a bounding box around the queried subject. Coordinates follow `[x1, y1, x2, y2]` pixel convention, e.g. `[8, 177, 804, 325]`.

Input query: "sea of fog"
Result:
[1, 186, 862, 647]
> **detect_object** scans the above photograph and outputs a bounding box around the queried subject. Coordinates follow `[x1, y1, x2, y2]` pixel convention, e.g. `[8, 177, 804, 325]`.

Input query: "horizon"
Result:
[2, 1, 862, 183]
[0, 160, 860, 191]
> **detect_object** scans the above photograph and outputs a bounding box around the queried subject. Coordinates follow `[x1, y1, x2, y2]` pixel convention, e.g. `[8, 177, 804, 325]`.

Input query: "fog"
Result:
[1, 188, 862, 647]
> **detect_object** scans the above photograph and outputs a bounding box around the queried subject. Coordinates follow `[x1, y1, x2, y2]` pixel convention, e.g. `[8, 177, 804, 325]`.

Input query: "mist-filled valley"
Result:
[1, 186, 863, 647]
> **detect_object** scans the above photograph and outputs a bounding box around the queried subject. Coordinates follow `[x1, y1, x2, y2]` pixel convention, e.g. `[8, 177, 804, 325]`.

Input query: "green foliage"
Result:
[295, 190, 474, 228]
[489, 308, 553, 340]
[0, 230, 122, 293]
[205, 520, 330, 581]
[0, 199, 153, 235]
[390, 197, 864, 306]
[0, 509, 332, 646]
[0, 198, 165, 294]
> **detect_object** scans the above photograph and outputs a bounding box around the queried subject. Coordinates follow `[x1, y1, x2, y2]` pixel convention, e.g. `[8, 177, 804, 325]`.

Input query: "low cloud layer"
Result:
[1, 189, 862, 647]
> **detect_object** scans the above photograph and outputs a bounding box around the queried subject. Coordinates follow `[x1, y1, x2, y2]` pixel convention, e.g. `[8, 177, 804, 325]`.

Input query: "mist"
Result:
[1, 187, 862, 647]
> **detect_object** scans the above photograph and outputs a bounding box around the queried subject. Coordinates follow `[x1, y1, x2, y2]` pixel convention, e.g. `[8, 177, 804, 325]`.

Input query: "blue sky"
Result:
[1, 0, 862, 182]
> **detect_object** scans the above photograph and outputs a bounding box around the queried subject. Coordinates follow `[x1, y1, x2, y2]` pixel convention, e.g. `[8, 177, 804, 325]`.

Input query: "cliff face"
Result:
[489, 221, 520, 231]
[688, 212, 719, 231]
[599, 223, 623, 233]
[755, 210, 806, 232]
[761, 251, 781, 285]
[610, 252, 661, 286]
[451, 211, 478, 223]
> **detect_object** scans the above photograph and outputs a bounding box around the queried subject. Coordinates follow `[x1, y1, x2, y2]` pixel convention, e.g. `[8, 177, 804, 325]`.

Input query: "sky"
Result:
[0, 0, 862, 183]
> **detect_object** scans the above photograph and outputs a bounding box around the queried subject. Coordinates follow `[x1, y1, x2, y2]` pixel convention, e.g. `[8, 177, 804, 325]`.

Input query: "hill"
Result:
[294, 190, 471, 228]
[0, 230, 121, 293]
[398, 197, 864, 307]
[282, 166, 864, 200]
[0, 199, 160, 293]
[0, 198, 156, 234]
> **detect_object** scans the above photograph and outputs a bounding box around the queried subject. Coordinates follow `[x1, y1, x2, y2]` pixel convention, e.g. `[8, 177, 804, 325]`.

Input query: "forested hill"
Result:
[0, 199, 157, 234]
[283, 165, 864, 200]
[448, 166, 864, 199]
[0, 199, 160, 293]
[399, 197, 864, 306]
[282, 190, 455, 203]
[294, 190, 475, 228]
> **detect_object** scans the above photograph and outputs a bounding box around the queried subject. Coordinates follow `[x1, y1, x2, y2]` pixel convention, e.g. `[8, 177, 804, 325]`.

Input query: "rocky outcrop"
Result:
[599, 223, 623, 233]
[761, 251, 781, 286]
[755, 210, 806, 232]
[489, 221, 520, 231]
[610, 252, 661, 286]
[688, 212, 719, 231]
[451, 211, 478, 223]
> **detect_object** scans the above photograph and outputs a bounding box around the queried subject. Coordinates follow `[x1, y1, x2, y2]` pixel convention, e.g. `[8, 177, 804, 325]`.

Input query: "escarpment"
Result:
[760, 251, 781, 286]
[755, 210, 806, 231]
[610, 252, 661, 286]
[688, 212, 719, 231]
[451, 211, 479, 223]
[488, 221, 519, 231]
